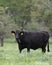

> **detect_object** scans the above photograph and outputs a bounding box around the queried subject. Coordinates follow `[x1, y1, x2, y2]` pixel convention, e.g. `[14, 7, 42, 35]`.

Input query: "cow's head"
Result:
[11, 30, 20, 39]
[11, 30, 24, 41]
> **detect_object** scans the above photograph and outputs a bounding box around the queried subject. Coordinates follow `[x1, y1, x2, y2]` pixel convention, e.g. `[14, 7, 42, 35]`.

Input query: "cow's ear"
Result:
[20, 32, 24, 36]
[11, 31, 15, 34]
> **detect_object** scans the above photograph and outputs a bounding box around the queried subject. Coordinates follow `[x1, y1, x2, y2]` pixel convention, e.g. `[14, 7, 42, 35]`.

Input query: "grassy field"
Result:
[0, 38, 52, 65]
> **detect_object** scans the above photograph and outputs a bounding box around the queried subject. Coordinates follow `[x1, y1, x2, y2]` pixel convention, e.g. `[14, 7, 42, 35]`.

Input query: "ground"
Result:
[0, 38, 52, 65]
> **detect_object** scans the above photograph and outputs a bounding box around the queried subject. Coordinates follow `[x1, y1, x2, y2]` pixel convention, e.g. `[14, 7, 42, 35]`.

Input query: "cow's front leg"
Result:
[19, 48, 22, 53]
[18, 45, 22, 53]
[27, 44, 30, 53]
[27, 43, 31, 53]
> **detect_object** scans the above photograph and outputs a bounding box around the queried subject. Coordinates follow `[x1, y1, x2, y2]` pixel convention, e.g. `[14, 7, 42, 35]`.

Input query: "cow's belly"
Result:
[31, 43, 42, 50]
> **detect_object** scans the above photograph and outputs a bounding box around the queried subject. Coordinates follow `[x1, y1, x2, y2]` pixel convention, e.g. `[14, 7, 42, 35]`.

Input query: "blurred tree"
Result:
[0, 0, 52, 37]
[0, 6, 17, 46]
[5, 0, 32, 30]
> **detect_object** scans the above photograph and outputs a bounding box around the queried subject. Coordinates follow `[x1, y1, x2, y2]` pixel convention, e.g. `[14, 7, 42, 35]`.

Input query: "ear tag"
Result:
[21, 33, 23, 36]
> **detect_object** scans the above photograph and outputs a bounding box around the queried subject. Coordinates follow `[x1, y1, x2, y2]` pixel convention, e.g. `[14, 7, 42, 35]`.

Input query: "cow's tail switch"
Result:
[47, 41, 50, 52]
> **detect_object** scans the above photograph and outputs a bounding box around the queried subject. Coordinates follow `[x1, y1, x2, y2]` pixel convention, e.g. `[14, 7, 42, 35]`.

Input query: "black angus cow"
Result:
[11, 30, 50, 53]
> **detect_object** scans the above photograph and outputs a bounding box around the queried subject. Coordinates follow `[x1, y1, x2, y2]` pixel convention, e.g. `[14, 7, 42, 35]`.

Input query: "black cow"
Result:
[11, 30, 50, 53]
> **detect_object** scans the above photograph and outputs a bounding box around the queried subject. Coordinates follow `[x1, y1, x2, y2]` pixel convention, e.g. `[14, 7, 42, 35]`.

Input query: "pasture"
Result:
[0, 38, 52, 65]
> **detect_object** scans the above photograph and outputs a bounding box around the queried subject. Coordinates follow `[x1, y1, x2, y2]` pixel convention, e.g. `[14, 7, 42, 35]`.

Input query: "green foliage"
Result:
[0, 38, 52, 65]
[0, 0, 52, 37]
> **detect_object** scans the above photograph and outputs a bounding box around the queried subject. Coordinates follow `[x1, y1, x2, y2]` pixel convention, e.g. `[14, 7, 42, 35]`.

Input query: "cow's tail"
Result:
[47, 40, 50, 52]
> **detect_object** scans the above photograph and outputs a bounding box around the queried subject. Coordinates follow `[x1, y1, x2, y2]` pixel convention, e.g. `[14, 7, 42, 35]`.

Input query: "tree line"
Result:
[0, 0, 52, 46]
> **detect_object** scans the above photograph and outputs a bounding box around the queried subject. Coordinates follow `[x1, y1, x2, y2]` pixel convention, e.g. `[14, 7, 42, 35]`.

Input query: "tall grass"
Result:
[0, 38, 52, 65]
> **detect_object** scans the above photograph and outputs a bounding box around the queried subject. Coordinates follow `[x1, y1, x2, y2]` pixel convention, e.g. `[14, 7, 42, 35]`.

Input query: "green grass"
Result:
[0, 38, 52, 65]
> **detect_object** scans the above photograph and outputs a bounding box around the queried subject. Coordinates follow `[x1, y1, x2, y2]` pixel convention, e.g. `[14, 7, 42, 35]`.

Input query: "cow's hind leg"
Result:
[42, 48, 46, 53]
[27, 48, 30, 53]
